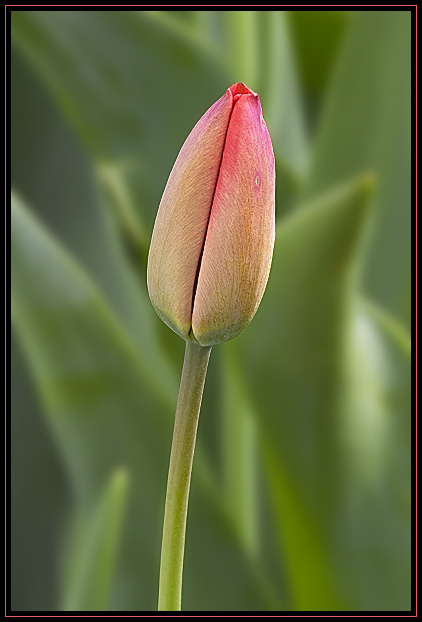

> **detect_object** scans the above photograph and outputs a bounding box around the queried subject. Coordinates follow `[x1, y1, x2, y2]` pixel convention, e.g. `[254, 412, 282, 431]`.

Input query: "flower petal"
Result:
[147, 90, 233, 339]
[192, 93, 275, 345]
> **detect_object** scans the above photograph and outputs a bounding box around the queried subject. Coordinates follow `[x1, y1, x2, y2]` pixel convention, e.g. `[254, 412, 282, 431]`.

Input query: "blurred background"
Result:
[11, 10, 411, 612]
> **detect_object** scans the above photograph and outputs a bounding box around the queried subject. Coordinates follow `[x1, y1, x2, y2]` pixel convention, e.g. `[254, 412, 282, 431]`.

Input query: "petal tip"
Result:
[229, 82, 256, 97]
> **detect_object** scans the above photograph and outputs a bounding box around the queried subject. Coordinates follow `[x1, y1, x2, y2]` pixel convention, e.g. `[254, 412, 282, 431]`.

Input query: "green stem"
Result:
[158, 341, 212, 611]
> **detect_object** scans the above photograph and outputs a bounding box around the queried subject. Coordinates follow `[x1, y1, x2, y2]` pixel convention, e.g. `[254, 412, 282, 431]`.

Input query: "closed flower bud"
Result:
[147, 83, 275, 346]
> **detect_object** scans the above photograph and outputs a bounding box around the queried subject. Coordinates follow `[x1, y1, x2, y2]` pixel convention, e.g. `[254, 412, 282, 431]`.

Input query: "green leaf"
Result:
[303, 10, 411, 329]
[334, 297, 411, 611]
[219, 345, 258, 558]
[11, 193, 275, 611]
[11, 45, 166, 367]
[262, 297, 411, 611]
[288, 11, 351, 99]
[11, 10, 230, 241]
[237, 177, 373, 609]
[11, 332, 70, 611]
[255, 11, 308, 182]
[237, 177, 410, 610]
[11, 194, 172, 609]
[240, 174, 374, 503]
[63, 469, 130, 611]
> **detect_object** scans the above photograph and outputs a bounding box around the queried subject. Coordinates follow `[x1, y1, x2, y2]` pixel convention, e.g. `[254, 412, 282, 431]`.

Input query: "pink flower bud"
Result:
[147, 83, 275, 346]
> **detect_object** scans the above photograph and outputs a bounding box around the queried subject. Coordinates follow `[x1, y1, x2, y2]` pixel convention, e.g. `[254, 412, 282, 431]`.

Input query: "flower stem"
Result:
[158, 341, 212, 611]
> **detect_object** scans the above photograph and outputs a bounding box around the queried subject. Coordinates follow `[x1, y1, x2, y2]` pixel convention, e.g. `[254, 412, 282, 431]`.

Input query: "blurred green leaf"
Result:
[237, 177, 410, 610]
[334, 297, 411, 611]
[10, 45, 167, 368]
[238, 177, 373, 609]
[255, 11, 308, 182]
[303, 10, 411, 329]
[288, 11, 351, 99]
[11, 193, 276, 611]
[11, 193, 167, 609]
[11, 192, 175, 583]
[220, 346, 258, 558]
[11, 10, 230, 243]
[63, 469, 129, 611]
[11, 332, 70, 611]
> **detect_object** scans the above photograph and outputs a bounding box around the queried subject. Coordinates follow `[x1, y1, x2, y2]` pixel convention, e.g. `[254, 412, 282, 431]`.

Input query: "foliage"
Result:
[11, 10, 411, 611]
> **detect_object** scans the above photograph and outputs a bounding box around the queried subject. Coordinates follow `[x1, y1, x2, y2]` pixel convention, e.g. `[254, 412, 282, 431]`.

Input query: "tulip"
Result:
[147, 82, 275, 346]
[150, 84, 276, 610]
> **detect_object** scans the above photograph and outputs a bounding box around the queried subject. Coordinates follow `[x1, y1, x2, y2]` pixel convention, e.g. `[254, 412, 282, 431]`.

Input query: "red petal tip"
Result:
[229, 83, 256, 97]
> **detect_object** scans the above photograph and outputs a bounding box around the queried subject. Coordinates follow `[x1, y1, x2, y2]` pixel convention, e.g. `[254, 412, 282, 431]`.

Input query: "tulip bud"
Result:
[147, 83, 275, 346]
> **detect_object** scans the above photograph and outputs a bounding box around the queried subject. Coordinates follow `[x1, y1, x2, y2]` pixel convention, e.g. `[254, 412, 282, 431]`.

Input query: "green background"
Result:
[11, 10, 412, 611]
